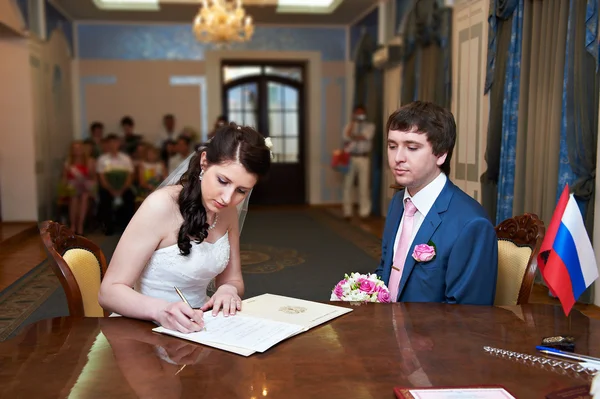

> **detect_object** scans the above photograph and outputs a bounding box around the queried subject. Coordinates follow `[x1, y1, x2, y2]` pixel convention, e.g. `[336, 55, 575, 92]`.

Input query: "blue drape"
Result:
[484, 0, 519, 94]
[495, 0, 524, 224]
[586, 0, 599, 69]
[557, 0, 578, 203]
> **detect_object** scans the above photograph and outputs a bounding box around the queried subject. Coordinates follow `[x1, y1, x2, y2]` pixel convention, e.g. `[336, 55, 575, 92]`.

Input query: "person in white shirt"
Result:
[96, 134, 135, 235]
[342, 104, 376, 219]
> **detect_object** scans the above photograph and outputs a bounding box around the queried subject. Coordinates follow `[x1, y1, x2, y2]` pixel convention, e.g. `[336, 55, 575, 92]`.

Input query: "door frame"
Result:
[221, 63, 306, 160]
[204, 50, 327, 205]
[221, 62, 307, 205]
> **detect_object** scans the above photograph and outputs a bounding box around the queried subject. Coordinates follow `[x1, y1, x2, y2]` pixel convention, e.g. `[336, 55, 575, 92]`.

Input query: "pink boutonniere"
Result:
[412, 241, 436, 263]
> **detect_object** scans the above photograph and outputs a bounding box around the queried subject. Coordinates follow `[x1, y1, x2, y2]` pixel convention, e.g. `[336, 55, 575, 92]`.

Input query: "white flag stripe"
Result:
[562, 195, 599, 286]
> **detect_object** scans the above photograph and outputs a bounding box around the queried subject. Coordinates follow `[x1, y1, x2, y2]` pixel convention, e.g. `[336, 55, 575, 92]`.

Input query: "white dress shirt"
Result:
[342, 121, 375, 155]
[392, 172, 448, 260]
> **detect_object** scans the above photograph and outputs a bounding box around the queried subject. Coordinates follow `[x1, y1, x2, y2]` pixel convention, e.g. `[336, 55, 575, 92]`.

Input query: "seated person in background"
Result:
[96, 134, 136, 235]
[63, 141, 96, 235]
[120, 116, 142, 156]
[138, 145, 166, 199]
[84, 121, 104, 159]
[168, 135, 192, 174]
[375, 101, 498, 305]
[132, 141, 149, 187]
[98, 124, 272, 333]
[158, 114, 177, 164]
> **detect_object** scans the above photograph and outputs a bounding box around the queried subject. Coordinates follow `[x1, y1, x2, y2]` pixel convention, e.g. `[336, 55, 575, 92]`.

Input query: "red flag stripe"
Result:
[543, 251, 576, 316]
[538, 185, 570, 273]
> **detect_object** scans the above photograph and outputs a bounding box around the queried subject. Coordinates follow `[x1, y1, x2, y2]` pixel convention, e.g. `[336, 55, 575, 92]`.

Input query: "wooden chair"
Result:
[494, 213, 545, 306]
[40, 220, 108, 317]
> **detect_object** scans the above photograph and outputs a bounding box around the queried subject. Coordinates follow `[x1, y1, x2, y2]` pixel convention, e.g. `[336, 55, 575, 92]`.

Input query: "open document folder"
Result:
[152, 294, 353, 356]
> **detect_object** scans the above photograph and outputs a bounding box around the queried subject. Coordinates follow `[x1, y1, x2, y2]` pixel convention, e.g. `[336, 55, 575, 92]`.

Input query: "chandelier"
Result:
[193, 0, 254, 47]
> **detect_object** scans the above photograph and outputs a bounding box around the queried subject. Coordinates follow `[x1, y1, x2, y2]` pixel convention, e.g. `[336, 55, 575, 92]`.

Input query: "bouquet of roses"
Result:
[330, 272, 391, 303]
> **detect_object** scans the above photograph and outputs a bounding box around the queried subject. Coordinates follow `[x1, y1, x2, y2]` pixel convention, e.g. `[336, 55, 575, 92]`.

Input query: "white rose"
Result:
[264, 137, 273, 149]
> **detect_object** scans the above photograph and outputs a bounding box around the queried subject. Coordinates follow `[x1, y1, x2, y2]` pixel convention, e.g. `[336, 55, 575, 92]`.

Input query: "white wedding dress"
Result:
[134, 232, 231, 308]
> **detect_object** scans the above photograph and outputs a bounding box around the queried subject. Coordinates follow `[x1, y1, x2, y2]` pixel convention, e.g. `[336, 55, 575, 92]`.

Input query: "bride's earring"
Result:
[199, 169, 204, 181]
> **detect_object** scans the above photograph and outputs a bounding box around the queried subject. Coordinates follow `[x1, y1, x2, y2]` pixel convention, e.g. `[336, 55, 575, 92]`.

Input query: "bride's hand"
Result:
[201, 284, 241, 317]
[155, 302, 205, 333]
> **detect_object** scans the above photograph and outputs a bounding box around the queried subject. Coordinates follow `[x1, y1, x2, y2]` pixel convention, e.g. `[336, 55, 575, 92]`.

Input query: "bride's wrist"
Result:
[217, 284, 238, 295]
[150, 299, 170, 322]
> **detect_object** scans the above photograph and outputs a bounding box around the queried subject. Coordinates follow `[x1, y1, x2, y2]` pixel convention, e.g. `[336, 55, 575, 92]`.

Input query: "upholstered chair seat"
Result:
[40, 221, 108, 317]
[494, 214, 545, 306]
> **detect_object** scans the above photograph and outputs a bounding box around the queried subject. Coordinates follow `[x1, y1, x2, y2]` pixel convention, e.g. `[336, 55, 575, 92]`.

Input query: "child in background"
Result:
[137, 145, 166, 200]
[63, 141, 95, 235]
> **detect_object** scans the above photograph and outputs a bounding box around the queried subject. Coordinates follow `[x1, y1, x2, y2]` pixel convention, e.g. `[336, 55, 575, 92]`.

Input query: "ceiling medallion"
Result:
[193, 0, 255, 47]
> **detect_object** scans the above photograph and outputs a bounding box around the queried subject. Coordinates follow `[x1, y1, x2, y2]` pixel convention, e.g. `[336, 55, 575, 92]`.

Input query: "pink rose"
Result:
[333, 283, 345, 299]
[412, 244, 436, 262]
[358, 279, 376, 294]
[377, 289, 391, 303]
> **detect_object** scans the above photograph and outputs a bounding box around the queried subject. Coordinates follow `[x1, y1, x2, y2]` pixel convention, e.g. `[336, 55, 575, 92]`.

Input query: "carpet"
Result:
[240, 208, 382, 300]
[0, 208, 383, 339]
[0, 261, 63, 341]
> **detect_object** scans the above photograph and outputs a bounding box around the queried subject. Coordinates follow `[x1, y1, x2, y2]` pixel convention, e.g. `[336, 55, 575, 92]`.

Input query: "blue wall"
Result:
[349, 8, 379, 60]
[77, 24, 347, 61]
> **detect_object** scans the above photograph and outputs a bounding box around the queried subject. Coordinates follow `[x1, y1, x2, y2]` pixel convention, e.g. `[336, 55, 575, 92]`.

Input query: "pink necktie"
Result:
[389, 198, 418, 302]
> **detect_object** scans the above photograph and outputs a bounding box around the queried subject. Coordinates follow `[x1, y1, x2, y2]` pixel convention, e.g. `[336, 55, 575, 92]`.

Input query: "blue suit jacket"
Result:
[375, 179, 498, 305]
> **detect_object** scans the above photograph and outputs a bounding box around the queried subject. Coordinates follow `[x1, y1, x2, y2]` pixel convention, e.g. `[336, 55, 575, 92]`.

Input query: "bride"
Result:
[98, 124, 272, 333]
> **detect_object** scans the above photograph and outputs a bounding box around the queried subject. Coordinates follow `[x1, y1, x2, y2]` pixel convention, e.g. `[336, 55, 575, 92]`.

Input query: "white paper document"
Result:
[152, 294, 352, 356]
[154, 313, 303, 353]
[407, 388, 515, 399]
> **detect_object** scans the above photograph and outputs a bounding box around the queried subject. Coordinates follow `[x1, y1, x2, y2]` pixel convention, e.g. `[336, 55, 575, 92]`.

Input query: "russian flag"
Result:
[538, 185, 599, 316]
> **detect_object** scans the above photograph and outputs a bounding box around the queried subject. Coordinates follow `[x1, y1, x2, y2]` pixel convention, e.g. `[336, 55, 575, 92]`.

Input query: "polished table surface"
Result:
[0, 303, 596, 398]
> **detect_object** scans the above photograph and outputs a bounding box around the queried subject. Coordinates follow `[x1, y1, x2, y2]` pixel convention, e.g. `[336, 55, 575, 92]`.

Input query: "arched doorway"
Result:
[222, 63, 306, 205]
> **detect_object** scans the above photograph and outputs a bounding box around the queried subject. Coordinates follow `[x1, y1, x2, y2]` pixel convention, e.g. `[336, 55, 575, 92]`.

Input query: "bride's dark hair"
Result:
[176, 123, 271, 255]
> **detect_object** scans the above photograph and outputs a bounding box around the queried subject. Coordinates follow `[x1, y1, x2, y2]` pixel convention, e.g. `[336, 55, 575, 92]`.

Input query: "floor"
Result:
[1, 208, 599, 319]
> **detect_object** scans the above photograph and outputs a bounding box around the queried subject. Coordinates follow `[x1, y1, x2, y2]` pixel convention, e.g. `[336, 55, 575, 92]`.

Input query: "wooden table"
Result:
[0, 303, 595, 398]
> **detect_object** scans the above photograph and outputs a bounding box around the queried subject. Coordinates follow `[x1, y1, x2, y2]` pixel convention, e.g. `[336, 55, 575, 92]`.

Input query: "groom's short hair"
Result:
[386, 101, 456, 175]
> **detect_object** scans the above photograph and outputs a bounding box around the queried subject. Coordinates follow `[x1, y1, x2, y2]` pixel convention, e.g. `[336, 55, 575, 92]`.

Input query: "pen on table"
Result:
[536, 346, 600, 365]
[174, 286, 206, 331]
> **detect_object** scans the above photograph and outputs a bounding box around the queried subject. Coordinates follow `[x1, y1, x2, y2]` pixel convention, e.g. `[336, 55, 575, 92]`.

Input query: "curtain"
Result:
[484, 0, 519, 93]
[480, 13, 514, 224]
[511, 0, 569, 225]
[564, 0, 600, 238]
[352, 29, 383, 216]
[400, 0, 452, 107]
[556, 0, 578, 206]
[401, 3, 419, 105]
[481, 0, 519, 223]
[353, 30, 377, 107]
[495, 0, 524, 224]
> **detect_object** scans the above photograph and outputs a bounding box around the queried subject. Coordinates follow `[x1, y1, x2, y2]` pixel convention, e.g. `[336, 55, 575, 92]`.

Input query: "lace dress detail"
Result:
[135, 232, 230, 308]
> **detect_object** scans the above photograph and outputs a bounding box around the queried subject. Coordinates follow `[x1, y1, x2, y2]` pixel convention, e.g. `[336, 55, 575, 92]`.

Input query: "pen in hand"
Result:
[174, 286, 206, 331]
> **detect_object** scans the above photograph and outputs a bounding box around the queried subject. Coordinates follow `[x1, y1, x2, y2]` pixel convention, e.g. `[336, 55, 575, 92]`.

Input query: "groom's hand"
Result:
[201, 284, 242, 317]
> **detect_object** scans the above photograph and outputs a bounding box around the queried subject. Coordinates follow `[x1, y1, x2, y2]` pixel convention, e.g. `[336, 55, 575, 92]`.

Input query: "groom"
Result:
[375, 101, 498, 305]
